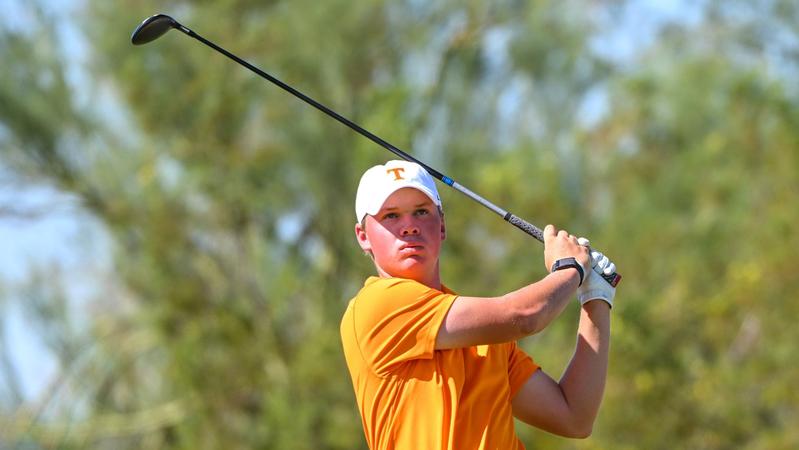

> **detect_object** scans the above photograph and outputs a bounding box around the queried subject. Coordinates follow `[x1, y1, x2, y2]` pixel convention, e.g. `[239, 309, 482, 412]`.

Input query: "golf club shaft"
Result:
[169, 21, 620, 287]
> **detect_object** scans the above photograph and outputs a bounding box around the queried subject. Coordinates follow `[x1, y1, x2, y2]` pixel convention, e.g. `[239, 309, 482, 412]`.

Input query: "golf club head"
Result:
[131, 14, 179, 45]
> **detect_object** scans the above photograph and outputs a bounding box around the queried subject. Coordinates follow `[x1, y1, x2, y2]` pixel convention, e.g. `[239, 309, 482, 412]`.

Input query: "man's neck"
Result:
[376, 265, 442, 291]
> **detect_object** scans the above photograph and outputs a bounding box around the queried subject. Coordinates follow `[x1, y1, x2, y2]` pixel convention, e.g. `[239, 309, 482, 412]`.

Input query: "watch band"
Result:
[550, 257, 585, 286]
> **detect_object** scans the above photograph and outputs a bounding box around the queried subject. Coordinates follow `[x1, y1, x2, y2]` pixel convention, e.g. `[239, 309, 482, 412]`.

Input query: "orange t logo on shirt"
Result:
[386, 168, 405, 180]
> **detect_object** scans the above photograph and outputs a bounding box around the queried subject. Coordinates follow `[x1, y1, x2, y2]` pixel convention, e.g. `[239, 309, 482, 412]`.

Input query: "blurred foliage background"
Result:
[1, 0, 797, 448]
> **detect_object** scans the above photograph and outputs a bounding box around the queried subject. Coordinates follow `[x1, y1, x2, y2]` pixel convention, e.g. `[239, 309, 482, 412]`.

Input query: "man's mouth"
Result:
[399, 243, 424, 254]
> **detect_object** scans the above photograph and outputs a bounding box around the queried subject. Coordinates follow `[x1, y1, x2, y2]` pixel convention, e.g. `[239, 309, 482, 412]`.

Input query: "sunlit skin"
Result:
[355, 188, 446, 290]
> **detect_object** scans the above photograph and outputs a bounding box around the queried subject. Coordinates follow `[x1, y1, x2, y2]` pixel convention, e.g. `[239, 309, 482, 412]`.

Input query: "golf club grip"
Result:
[506, 213, 544, 243]
[602, 271, 622, 287]
[506, 214, 621, 287]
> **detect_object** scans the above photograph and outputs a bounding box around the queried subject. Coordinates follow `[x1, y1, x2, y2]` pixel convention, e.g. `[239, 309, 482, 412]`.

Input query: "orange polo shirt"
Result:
[340, 276, 539, 450]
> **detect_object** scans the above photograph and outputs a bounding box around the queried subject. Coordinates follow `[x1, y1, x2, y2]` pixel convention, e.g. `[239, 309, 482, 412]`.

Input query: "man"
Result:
[340, 160, 617, 449]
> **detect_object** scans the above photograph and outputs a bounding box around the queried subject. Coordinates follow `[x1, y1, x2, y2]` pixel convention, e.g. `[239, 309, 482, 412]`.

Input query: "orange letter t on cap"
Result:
[386, 168, 405, 180]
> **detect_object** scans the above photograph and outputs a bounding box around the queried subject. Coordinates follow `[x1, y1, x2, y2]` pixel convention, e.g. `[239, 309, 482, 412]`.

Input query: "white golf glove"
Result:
[576, 238, 616, 308]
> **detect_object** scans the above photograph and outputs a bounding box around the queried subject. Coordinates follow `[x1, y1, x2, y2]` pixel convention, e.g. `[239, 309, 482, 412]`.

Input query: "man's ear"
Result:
[355, 221, 372, 253]
[440, 215, 446, 241]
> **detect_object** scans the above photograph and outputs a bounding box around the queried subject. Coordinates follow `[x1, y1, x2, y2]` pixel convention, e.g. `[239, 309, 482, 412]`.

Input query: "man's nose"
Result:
[400, 220, 420, 236]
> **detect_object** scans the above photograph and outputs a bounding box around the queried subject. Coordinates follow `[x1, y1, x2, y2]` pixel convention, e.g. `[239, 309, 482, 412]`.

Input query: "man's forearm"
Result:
[558, 301, 611, 434]
[502, 269, 581, 336]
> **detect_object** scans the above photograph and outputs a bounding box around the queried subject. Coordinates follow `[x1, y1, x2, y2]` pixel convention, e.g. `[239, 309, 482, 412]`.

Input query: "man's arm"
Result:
[511, 300, 611, 438]
[435, 269, 580, 349]
[435, 224, 589, 350]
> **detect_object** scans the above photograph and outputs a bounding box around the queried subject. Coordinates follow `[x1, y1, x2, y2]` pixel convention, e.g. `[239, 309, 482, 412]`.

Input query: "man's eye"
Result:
[415, 209, 429, 216]
[383, 212, 399, 220]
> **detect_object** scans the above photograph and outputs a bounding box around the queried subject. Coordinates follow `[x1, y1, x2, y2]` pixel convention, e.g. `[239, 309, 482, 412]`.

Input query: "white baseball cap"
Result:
[355, 160, 442, 223]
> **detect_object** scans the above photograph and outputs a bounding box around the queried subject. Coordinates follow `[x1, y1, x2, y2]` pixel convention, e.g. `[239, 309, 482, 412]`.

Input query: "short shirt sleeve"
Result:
[350, 277, 458, 376]
[507, 341, 539, 398]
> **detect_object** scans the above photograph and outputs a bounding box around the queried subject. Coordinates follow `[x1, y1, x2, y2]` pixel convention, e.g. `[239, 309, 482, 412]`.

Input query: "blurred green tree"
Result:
[1, 0, 797, 449]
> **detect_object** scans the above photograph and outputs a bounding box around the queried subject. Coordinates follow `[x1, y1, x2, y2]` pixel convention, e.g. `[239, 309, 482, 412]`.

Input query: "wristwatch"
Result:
[550, 257, 584, 286]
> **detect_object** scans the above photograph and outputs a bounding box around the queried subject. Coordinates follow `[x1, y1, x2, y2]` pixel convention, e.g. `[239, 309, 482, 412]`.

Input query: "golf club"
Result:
[131, 13, 621, 287]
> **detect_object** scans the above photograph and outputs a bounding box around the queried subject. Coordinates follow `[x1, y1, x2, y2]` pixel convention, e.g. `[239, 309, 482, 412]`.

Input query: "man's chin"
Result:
[389, 262, 428, 279]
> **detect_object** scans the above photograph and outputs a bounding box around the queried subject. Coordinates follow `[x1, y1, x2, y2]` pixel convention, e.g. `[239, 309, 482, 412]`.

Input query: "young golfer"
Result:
[341, 160, 617, 449]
